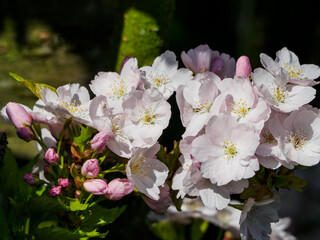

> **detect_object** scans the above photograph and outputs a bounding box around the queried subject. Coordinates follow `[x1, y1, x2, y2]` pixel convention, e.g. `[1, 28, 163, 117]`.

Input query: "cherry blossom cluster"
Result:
[1, 44, 320, 239]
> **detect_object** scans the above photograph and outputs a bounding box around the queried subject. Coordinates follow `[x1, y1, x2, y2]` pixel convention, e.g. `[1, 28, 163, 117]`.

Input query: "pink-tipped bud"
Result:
[211, 56, 224, 73]
[91, 131, 109, 153]
[50, 185, 61, 197]
[45, 148, 60, 165]
[83, 179, 108, 195]
[81, 159, 100, 178]
[16, 127, 34, 141]
[105, 178, 134, 200]
[236, 55, 252, 78]
[58, 178, 69, 188]
[23, 173, 39, 186]
[6, 102, 32, 128]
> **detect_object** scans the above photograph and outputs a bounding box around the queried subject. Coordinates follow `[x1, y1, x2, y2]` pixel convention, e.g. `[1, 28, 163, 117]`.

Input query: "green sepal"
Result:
[9, 72, 56, 100]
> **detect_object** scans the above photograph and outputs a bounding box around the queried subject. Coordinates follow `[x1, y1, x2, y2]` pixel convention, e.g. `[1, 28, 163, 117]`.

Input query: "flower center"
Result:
[111, 115, 123, 137]
[149, 72, 168, 88]
[290, 129, 309, 149]
[192, 100, 212, 114]
[107, 77, 127, 99]
[131, 154, 150, 177]
[230, 98, 250, 119]
[219, 139, 238, 160]
[139, 108, 158, 125]
[282, 63, 304, 80]
[270, 84, 288, 103]
[59, 100, 86, 114]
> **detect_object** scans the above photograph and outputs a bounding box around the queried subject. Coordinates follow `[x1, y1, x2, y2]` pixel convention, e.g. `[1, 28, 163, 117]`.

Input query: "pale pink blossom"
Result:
[122, 88, 171, 148]
[269, 108, 320, 166]
[126, 144, 169, 200]
[252, 68, 316, 113]
[181, 44, 236, 79]
[41, 84, 92, 126]
[191, 114, 260, 186]
[140, 50, 193, 99]
[89, 95, 133, 158]
[260, 47, 320, 86]
[217, 77, 270, 130]
[176, 72, 221, 138]
[89, 58, 141, 114]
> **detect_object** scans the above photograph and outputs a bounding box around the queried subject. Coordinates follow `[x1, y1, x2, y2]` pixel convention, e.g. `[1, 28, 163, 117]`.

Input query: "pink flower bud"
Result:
[143, 183, 172, 213]
[45, 148, 60, 164]
[91, 131, 109, 153]
[211, 57, 224, 73]
[16, 127, 34, 141]
[81, 159, 100, 178]
[236, 55, 252, 78]
[6, 102, 32, 128]
[23, 173, 39, 186]
[105, 178, 134, 200]
[58, 178, 69, 188]
[50, 185, 61, 197]
[83, 179, 108, 195]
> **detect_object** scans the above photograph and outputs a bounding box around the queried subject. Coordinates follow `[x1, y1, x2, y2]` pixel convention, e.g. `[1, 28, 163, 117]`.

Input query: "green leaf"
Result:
[68, 198, 88, 211]
[82, 205, 126, 227]
[9, 72, 56, 100]
[73, 125, 96, 152]
[191, 219, 209, 240]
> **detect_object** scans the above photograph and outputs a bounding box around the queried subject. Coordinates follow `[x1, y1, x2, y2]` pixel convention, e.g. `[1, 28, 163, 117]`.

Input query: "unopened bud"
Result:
[105, 178, 134, 200]
[50, 185, 61, 197]
[58, 178, 69, 188]
[45, 148, 60, 165]
[81, 159, 100, 178]
[16, 127, 34, 142]
[236, 55, 252, 78]
[23, 173, 39, 186]
[83, 179, 108, 195]
[91, 131, 109, 153]
[6, 102, 32, 128]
